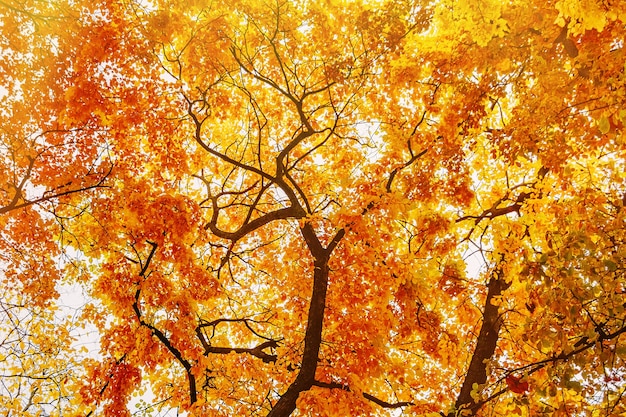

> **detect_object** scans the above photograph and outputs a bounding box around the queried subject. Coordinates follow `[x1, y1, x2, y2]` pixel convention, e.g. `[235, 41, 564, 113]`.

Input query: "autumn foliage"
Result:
[2, 0, 626, 416]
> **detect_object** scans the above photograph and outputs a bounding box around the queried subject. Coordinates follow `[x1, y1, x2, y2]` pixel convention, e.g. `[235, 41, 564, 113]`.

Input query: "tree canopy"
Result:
[1, 0, 626, 416]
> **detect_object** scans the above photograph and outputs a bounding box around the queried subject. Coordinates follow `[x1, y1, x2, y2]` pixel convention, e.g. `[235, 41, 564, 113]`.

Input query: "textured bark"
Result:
[453, 265, 510, 415]
[266, 225, 344, 417]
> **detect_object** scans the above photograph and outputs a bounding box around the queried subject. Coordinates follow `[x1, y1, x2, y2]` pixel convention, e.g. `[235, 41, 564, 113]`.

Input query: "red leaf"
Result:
[506, 375, 529, 394]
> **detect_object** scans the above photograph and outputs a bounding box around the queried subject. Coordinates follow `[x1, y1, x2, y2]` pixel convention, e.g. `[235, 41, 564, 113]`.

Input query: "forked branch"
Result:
[130, 241, 198, 404]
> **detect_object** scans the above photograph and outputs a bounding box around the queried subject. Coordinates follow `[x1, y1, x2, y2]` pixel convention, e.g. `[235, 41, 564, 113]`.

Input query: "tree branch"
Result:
[266, 223, 344, 417]
[0, 160, 113, 215]
[131, 242, 198, 404]
[452, 262, 510, 416]
[203, 340, 279, 363]
[456, 167, 548, 226]
[456, 192, 530, 224]
[313, 380, 414, 409]
[195, 318, 280, 363]
[385, 147, 428, 193]
[469, 317, 626, 412]
[204, 205, 304, 242]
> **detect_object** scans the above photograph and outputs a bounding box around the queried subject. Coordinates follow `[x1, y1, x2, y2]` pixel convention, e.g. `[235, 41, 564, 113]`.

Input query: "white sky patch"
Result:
[56, 282, 102, 356]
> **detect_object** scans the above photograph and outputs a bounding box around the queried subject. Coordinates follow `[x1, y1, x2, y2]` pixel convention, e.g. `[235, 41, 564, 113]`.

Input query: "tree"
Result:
[1, 0, 626, 416]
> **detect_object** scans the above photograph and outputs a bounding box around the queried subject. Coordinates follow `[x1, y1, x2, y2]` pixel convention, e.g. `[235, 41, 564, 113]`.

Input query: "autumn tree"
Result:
[2, 0, 626, 416]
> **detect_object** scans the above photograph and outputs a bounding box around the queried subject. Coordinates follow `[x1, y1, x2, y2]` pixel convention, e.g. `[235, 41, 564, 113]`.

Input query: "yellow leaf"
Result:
[598, 115, 611, 134]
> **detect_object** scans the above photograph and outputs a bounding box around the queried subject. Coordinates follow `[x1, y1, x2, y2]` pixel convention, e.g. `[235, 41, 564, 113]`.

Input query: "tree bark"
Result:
[453, 265, 510, 415]
[266, 225, 344, 417]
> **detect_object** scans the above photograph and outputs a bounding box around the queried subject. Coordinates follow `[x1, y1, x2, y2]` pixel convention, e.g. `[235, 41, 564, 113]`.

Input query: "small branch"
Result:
[457, 167, 548, 226]
[456, 192, 530, 224]
[326, 228, 346, 254]
[21, 386, 38, 412]
[204, 340, 279, 363]
[521, 319, 626, 373]
[204, 206, 303, 242]
[312, 380, 414, 409]
[197, 316, 276, 340]
[185, 93, 276, 184]
[0, 160, 113, 215]
[131, 242, 197, 404]
[195, 318, 280, 363]
[384, 110, 428, 193]
[140, 240, 158, 277]
[385, 148, 428, 193]
[470, 318, 626, 411]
